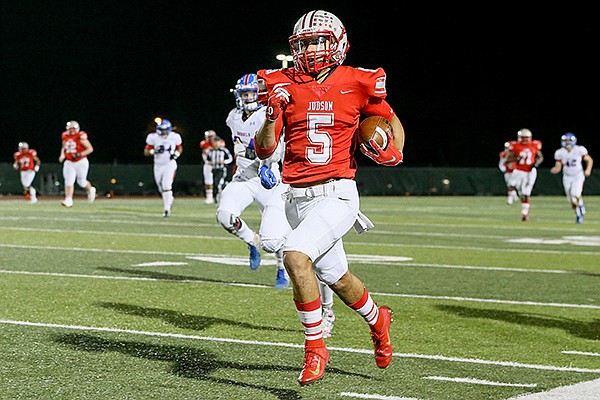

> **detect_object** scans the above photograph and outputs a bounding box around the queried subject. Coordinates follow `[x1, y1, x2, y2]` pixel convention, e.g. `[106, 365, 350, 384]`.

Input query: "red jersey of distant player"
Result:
[13, 148, 38, 171]
[508, 140, 542, 172]
[61, 131, 89, 162]
[499, 149, 515, 173]
[256, 66, 395, 185]
[200, 138, 225, 157]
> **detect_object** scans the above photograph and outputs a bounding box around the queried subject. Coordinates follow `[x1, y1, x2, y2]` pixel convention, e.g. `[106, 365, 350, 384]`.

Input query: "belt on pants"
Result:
[283, 179, 339, 200]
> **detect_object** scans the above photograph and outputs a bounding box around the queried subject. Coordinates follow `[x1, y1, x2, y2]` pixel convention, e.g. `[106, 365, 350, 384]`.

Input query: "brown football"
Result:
[357, 116, 392, 152]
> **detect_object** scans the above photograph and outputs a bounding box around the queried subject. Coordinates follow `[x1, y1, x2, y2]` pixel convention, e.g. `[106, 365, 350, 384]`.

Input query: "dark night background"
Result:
[2, 2, 598, 167]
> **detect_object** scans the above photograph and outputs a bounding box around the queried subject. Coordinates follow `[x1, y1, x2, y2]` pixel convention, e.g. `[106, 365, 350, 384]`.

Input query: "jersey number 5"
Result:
[306, 113, 333, 165]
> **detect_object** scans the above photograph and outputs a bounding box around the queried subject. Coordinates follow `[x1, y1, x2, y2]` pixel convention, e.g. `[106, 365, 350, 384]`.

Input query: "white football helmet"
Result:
[66, 120, 80, 132]
[205, 130, 216, 139]
[289, 10, 349, 74]
[18, 142, 29, 151]
[517, 128, 532, 143]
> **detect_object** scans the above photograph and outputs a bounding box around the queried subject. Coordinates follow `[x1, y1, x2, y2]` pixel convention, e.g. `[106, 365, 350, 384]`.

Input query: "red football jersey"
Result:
[13, 149, 37, 171]
[257, 66, 395, 185]
[61, 131, 89, 162]
[499, 150, 515, 173]
[508, 140, 542, 172]
[200, 139, 225, 155]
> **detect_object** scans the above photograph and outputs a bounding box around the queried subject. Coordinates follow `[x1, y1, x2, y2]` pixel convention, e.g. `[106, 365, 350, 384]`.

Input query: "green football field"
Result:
[1, 195, 598, 400]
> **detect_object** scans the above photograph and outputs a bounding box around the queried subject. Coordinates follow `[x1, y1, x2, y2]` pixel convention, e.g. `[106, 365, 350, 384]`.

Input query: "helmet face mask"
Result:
[233, 74, 260, 112]
[517, 128, 532, 144]
[18, 142, 29, 151]
[289, 10, 349, 74]
[66, 120, 80, 133]
[156, 119, 172, 136]
[204, 130, 216, 140]
[561, 132, 577, 149]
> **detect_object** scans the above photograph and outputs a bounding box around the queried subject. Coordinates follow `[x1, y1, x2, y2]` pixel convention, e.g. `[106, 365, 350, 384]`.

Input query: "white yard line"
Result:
[424, 376, 536, 388]
[561, 351, 600, 357]
[1, 318, 599, 374]
[505, 378, 600, 399]
[1, 268, 599, 310]
[341, 393, 419, 400]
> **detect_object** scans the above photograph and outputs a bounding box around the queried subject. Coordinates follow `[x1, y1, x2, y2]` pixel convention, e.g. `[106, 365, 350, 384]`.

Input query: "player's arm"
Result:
[550, 160, 562, 174]
[534, 150, 544, 167]
[79, 137, 94, 157]
[362, 98, 404, 152]
[58, 142, 66, 163]
[583, 154, 593, 177]
[144, 144, 155, 157]
[170, 144, 183, 160]
[33, 154, 41, 172]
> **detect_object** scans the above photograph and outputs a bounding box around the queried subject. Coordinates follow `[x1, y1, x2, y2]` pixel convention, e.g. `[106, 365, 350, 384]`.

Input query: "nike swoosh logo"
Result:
[340, 90, 353, 94]
[310, 359, 321, 376]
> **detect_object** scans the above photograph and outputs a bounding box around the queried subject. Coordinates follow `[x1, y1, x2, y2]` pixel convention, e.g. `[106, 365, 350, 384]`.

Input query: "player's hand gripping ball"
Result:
[357, 116, 403, 166]
[357, 116, 391, 153]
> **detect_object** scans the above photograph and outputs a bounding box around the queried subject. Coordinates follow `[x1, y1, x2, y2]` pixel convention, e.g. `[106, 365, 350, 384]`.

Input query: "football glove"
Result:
[266, 86, 290, 122]
[34, 165, 40, 172]
[170, 150, 180, 160]
[360, 129, 403, 166]
[259, 165, 277, 189]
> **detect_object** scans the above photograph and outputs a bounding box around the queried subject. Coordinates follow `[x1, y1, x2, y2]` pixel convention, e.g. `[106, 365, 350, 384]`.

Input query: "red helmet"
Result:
[289, 10, 349, 74]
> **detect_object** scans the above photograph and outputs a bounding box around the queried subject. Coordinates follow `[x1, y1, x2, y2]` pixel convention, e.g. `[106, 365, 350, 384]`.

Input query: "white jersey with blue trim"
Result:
[146, 131, 183, 166]
[554, 145, 588, 177]
[225, 106, 284, 181]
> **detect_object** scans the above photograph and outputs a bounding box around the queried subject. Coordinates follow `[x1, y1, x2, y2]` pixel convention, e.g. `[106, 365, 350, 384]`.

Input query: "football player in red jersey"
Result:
[507, 128, 544, 221]
[58, 120, 97, 208]
[13, 141, 41, 203]
[255, 10, 404, 385]
[498, 141, 518, 204]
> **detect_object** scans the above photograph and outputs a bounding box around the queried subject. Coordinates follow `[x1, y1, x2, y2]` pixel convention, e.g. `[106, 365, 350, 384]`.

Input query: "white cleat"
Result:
[61, 198, 73, 208]
[87, 187, 97, 203]
[29, 198, 38, 204]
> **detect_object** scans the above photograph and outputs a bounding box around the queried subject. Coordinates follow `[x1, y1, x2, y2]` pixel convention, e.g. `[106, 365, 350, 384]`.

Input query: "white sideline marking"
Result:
[424, 376, 536, 388]
[132, 262, 188, 267]
[0, 243, 591, 276]
[371, 291, 600, 310]
[505, 378, 600, 399]
[340, 393, 419, 399]
[1, 319, 600, 374]
[562, 351, 600, 357]
[1, 269, 599, 310]
[508, 236, 600, 247]
[187, 254, 412, 266]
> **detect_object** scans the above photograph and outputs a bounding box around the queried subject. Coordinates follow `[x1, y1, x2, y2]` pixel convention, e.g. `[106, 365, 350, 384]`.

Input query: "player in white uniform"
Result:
[221, 73, 337, 333]
[219, 73, 289, 287]
[144, 118, 183, 217]
[550, 132, 594, 223]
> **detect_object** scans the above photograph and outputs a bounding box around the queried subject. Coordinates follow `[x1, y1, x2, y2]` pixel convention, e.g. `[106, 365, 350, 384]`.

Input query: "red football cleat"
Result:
[298, 346, 329, 386]
[371, 306, 394, 368]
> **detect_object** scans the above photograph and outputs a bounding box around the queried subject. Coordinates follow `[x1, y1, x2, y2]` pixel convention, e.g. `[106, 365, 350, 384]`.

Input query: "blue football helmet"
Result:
[232, 74, 260, 112]
[157, 119, 172, 136]
[561, 132, 577, 149]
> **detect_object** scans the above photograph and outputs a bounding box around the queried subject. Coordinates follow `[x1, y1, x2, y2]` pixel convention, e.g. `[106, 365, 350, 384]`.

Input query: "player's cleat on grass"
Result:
[61, 198, 73, 208]
[164, 210, 171, 218]
[576, 215, 583, 224]
[29, 198, 38, 204]
[370, 306, 393, 368]
[298, 346, 329, 386]
[204, 197, 214, 204]
[248, 244, 261, 270]
[87, 186, 97, 203]
[275, 269, 289, 289]
[521, 214, 528, 221]
[321, 307, 335, 339]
